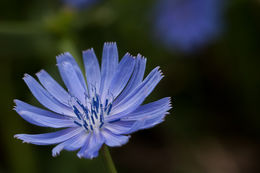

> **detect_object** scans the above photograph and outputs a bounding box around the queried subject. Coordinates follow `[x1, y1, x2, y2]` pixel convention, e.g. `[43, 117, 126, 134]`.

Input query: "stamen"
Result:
[83, 124, 89, 131]
[99, 122, 104, 128]
[74, 121, 82, 127]
[83, 120, 88, 126]
[100, 112, 104, 123]
[100, 103, 103, 111]
[70, 89, 113, 132]
[91, 116, 95, 124]
[107, 104, 112, 115]
[93, 111, 98, 119]
[96, 95, 99, 107]
[77, 100, 89, 118]
[73, 106, 82, 120]
[105, 99, 108, 111]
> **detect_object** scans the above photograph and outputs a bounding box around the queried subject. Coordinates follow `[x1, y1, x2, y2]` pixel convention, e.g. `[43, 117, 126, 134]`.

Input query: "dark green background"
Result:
[0, 0, 259, 172]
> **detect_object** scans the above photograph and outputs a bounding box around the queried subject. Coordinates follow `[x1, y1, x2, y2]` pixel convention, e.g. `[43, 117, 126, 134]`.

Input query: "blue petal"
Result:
[102, 129, 129, 147]
[104, 120, 135, 135]
[122, 97, 171, 120]
[77, 131, 105, 159]
[109, 53, 135, 99]
[120, 116, 165, 134]
[100, 42, 118, 103]
[23, 74, 74, 116]
[14, 127, 83, 145]
[123, 120, 146, 134]
[14, 100, 76, 128]
[109, 113, 167, 135]
[140, 114, 167, 130]
[57, 61, 86, 103]
[113, 54, 146, 105]
[83, 48, 101, 95]
[52, 131, 88, 157]
[121, 114, 167, 134]
[107, 67, 163, 121]
[105, 119, 145, 135]
[36, 70, 71, 106]
[57, 52, 87, 92]
[113, 98, 171, 134]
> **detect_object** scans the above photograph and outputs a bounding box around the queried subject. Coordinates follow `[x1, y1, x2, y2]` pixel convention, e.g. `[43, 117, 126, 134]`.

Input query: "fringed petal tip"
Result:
[35, 69, 45, 76]
[136, 53, 147, 61]
[14, 134, 19, 139]
[56, 52, 72, 59]
[22, 73, 30, 80]
[13, 99, 21, 111]
[104, 42, 117, 46]
[166, 97, 172, 108]
[52, 148, 61, 157]
[55, 53, 73, 67]
[14, 134, 29, 143]
[153, 66, 164, 77]
[14, 134, 25, 140]
[76, 145, 101, 159]
[82, 47, 95, 52]
[124, 52, 136, 59]
[167, 97, 173, 111]
[157, 67, 165, 78]
[13, 99, 19, 106]
[77, 153, 98, 160]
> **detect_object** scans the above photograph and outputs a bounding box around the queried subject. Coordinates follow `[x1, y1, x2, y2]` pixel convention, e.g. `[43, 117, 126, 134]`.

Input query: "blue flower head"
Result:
[14, 42, 171, 159]
[154, 0, 223, 52]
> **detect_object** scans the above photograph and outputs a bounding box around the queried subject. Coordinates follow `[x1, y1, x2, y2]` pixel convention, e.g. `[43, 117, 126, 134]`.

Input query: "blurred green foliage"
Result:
[0, 0, 259, 172]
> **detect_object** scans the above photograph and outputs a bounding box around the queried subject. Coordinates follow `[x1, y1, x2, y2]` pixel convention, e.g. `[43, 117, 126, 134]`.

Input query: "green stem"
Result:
[102, 146, 118, 173]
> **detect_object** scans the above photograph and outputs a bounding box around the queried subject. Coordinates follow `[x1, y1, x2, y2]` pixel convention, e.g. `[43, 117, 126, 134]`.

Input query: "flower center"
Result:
[69, 93, 112, 132]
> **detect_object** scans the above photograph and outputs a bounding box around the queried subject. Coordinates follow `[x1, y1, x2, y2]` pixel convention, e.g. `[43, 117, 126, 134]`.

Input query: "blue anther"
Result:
[95, 102, 99, 113]
[73, 106, 82, 120]
[93, 111, 98, 119]
[91, 116, 95, 124]
[83, 120, 88, 126]
[76, 100, 83, 106]
[107, 104, 112, 115]
[76, 100, 86, 111]
[100, 104, 103, 112]
[93, 100, 99, 112]
[83, 124, 89, 131]
[81, 104, 88, 114]
[90, 125, 93, 131]
[84, 109, 90, 120]
[74, 121, 82, 127]
[84, 109, 90, 119]
[109, 118, 121, 123]
[100, 113, 104, 123]
[105, 99, 108, 111]
[99, 122, 104, 128]
[76, 100, 89, 117]
[96, 94, 99, 104]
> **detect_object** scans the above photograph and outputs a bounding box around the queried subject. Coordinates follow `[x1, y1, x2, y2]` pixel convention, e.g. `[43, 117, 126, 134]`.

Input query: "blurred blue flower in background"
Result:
[63, 0, 98, 9]
[154, 0, 223, 52]
[14, 42, 171, 159]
